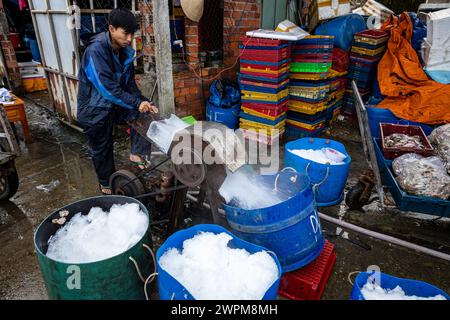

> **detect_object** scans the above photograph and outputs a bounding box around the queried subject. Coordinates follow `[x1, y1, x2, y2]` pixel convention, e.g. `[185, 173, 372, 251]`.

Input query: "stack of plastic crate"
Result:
[287, 36, 346, 138]
[238, 36, 290, 144]
[343, 29, 389, 115]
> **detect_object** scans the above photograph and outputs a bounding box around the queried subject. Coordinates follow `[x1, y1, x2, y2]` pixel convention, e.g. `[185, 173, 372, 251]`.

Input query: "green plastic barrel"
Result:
[34, 196, 153, 300]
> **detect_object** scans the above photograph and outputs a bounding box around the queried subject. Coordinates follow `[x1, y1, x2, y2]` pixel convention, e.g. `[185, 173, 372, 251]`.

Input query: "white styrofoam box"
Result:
[427, 8, 450, 46]
[18, 61, 45, 77]
[421, 38, 450, 68]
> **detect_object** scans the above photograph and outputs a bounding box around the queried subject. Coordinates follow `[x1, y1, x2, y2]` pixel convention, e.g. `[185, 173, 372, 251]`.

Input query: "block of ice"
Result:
[361, 281, 447, 300]
[219, 166, 284, 209]
[159, 232, 279, 300]
[146, 114, 190, 154]
[46, 203, 149, 263]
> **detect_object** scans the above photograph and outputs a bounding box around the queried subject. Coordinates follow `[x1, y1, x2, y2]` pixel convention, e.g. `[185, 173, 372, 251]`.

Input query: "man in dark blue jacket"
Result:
[77, 8, 158, 195]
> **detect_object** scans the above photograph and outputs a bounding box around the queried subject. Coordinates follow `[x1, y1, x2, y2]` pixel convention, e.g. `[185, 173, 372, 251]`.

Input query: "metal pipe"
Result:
[89, 0, 96, 33]
[318, 212, 450, 262]
[185, 194, 450, 262]
[30, 9, 68, 13]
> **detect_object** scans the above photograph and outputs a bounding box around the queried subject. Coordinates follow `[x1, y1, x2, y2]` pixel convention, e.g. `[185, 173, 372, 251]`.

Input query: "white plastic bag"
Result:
[392, 153, 450, 199]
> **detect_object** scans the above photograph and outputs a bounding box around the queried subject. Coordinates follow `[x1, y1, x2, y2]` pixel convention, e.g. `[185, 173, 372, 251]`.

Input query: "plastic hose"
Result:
[318, 212, 450, 262]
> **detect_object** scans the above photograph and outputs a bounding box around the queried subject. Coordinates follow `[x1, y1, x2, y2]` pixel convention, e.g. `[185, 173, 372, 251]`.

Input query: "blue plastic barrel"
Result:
[285, 138, 351, 207]
[224, 171, 325, 272]
[206, 102, 240, 129]
[351, 272, 450, 300]
[156, 224, 282, 300]
[29, 40, 41, 62]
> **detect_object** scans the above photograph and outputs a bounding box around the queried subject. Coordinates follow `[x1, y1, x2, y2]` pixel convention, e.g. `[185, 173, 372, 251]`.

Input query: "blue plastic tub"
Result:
[156, 224, 282, 300]
[285, 138, 351, 206]
[366, 106, 433, 139]
[224, 171, 325, 272]
[206, 102, 240, 129]
[351, 272, 450, 300]
[373, 137, 450, 217]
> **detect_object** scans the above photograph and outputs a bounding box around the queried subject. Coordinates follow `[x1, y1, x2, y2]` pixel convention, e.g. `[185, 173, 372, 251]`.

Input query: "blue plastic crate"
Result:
[372, 138, 450, 217]
[292, 48, 333, 55]
[294, 37, 334, 47]
[240, 83, 289, 94]
[240, 58, 290, 67]
[239, 44, 289, 50]
[287, 109, 329, 123]
[238, 72, 290, 84]
[285, 124, 326, 139]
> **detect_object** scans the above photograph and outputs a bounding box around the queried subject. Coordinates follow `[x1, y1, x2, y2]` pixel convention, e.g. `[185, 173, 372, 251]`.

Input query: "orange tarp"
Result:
[377, 12, 450, 124]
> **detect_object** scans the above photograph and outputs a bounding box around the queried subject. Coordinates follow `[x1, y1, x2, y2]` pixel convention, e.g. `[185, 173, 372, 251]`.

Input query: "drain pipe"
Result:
[318, 213, 450, 262]
[186, 194, 450, 262]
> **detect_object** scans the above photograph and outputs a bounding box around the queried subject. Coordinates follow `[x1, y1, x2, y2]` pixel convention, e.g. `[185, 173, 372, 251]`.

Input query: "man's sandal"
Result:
[99, 184, 112, 195]
[130, 160, 151, 170]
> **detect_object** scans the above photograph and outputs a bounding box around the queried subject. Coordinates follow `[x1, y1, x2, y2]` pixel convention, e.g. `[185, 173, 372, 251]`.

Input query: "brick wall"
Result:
[172, 0, 261, 120]
[0, 0, 21, 89]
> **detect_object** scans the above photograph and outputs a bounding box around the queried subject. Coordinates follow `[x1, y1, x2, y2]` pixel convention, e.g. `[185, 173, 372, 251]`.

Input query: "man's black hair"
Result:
[108, 8, 138, 34]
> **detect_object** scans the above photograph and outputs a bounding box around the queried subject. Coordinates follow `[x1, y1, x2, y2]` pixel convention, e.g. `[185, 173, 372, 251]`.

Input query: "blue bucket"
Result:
[351, 272, 450, 300]
[206, 102, 240, 129]
[224, 171, 325, 272]
[285, 138, 351, 207]
[156, 224, 282, 300]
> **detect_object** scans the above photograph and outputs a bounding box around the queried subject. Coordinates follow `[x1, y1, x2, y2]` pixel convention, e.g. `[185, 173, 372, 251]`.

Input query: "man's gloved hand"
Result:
[139, 101, 159, 114]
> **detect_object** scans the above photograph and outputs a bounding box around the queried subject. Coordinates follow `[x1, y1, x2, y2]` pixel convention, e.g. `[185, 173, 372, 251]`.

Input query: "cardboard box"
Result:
[308, 0, 351, 31]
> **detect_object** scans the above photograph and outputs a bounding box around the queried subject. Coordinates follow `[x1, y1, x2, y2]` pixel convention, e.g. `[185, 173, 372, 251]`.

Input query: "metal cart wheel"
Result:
[0, 163, 19, 200]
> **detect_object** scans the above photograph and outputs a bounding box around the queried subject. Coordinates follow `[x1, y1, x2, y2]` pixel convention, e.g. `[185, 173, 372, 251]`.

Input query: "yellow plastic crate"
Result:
[240, 119, 286, 132]
[288, 100, 329, 115]
[240, 66, 289, 75]
[242, 89, 289, 102]
[240, 107, 287, 121]
[286, 118, 326, 131]
[289, 87, 330, 101]
[351, 45, 386, 56]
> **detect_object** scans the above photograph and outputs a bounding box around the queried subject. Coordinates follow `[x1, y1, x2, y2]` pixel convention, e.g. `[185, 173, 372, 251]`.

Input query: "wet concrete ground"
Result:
[0, 92, 448, 300]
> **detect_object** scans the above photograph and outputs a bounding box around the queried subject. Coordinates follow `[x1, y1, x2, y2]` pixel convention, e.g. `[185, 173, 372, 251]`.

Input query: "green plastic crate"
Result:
[290, 62, 332, 73]
[182, 115, 197, 125]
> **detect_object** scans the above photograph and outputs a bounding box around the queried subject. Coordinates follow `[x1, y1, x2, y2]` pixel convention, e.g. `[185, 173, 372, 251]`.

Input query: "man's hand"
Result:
[139, 101, 159, 114]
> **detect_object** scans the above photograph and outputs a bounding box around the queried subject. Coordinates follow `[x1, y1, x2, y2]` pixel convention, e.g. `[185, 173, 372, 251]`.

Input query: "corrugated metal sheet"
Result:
[261, 0, 288, 29]
[30, 0, 78, 125]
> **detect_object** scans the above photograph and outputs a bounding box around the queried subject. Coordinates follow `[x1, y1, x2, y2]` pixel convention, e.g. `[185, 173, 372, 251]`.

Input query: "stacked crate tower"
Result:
[287, 36, 347, 138]
[343, 30, 389, 115]
[238, 36, 290, 144]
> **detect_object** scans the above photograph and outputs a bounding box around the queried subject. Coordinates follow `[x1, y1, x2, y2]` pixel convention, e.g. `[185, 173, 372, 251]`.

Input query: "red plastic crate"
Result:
[240, 48, 291, 62]
[278, 240, 336, 300]
[380, 123, 434, 160]
[332, 48, 349, 72]
[241, 105, 288, 117]
[354, 29, 389, 43]
[242, 100, 289, 110]
[240, 36, 288, 47]
[240, 62, 289, 72]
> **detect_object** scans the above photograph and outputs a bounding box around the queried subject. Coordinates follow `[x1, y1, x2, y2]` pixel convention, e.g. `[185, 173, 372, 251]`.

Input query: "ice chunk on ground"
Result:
[288, 147, 347, 165]
[361, 281, 447, 300]
[219, 167, 284, 209]
[36, 180, 60, 193]
[159, 232, 279, 300]
[46, 203, 148, 263]
[147, 114, 190, 154]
